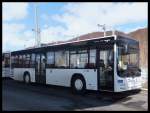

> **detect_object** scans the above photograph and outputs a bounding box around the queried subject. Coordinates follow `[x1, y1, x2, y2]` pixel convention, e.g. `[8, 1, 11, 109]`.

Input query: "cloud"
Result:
[2, 23, 35, 51]
[41, 26, 68, 43]
[51, 2, 147, 34]
[2, 2, 148, 51]
[41, 14, 50, 22]
[2, 2, 29, 21]
[40, 2, 147, 44]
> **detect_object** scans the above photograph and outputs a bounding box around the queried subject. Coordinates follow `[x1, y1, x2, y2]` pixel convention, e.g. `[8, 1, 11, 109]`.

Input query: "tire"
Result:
[71, 75, 86, 95]
[24, 72, 31, 84]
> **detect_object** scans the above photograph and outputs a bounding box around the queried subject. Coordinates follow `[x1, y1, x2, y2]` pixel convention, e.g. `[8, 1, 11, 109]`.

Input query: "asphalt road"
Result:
[2, 79, 148, 111]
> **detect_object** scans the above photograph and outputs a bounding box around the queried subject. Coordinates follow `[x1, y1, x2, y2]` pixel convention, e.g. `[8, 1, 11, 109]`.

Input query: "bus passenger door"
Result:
[99, 49, 114, 91]
[35, 54, 46, 84]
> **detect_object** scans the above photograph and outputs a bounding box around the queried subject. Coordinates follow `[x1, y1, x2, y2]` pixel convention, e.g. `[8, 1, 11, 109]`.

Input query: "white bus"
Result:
[5, 34, 142, 94]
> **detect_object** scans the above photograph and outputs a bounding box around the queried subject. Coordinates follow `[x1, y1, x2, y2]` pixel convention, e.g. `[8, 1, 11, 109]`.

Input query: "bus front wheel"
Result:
[71, 75, 86, 95]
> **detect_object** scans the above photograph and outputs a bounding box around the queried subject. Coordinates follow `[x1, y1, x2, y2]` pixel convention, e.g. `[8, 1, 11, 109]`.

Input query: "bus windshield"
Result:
[117, 44, 140, 77]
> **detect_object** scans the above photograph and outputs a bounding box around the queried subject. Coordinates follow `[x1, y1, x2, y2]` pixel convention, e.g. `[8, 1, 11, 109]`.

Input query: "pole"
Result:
[34, 3, 41, 47]
[35, 3, 38, 47]
[112, 27, 115, 35]
[103, 24, 106, 37]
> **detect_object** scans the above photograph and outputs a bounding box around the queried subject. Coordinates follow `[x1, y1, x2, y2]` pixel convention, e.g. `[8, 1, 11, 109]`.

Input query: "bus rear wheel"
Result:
[24, 72, 31, 84]
[71, 75, 86, 95]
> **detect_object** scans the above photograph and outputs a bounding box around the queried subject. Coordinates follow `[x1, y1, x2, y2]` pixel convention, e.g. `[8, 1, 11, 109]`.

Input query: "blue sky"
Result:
[25, 3, 67, 29]
[2, 2, 148, 52]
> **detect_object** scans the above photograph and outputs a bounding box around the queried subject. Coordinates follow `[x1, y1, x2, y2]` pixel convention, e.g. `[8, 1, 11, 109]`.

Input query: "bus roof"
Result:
[11, 35, 116, 54]
[11, 33, 138, 54]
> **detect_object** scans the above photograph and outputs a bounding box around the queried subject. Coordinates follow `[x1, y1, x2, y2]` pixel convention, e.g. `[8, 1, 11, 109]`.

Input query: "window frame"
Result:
[70, 49, 89, 69]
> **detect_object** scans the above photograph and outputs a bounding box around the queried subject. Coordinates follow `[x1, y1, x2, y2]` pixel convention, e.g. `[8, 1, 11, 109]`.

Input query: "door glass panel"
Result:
[47, 52, 54, 67]
[31, 54, 35, 67]
[89, 49, 96, 68]
[35, 54, 46, 84]
[36, 55, 40, 74]
[100, 49, 114, 90]
[41, 54, 46, 76]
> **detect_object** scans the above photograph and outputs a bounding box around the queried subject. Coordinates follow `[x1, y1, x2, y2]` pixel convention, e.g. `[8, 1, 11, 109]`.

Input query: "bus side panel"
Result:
[13, 68, 35, 82]
[46, 69, 98, 90]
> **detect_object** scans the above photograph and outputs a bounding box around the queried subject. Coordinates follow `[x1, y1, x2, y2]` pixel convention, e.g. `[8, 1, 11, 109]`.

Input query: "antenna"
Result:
[97, 24, 106, 37]
[97, 24, 115, 36]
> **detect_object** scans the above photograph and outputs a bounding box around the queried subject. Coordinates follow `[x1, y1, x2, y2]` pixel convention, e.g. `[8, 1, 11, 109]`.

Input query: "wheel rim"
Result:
[75, 79, 83, 90]
[25, 75, 29, 83]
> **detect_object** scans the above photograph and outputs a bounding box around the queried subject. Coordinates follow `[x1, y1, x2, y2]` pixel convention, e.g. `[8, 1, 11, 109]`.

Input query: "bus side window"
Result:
[14, 55, 19, 68]
[19, 55, 23, 67]
[11, 56, 15, 68]
[55, 51, 69, 68]
[25, 54, 31, 68]
[70, 50, 88, 68]
[89, 49, 96, 68]
[30, 54, 35, 68]
[47, 52, 55, 68]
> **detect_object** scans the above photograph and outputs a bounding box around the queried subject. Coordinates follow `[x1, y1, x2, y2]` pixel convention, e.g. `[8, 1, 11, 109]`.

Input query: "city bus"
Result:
[4, 34, 142, 94]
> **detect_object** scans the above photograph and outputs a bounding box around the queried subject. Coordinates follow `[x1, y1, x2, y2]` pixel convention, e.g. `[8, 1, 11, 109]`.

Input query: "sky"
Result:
[2, 2, 148, 52]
